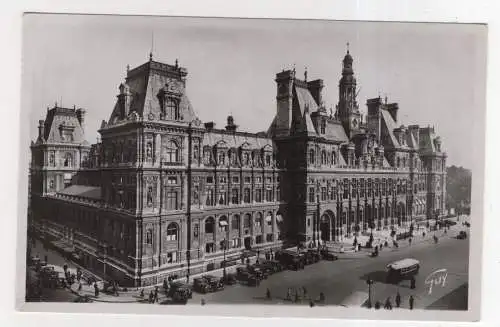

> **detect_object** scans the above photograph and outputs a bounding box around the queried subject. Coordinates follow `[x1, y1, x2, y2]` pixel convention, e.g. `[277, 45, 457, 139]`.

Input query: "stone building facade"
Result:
[30, 49, 447, 286]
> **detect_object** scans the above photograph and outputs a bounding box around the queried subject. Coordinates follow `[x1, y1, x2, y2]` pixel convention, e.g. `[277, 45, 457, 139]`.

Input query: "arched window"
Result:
[218, 151, 226, 165]
[255, 212, 263, 228]
[243, 214, 252, 229]
[309, 149, 315, 165]
[205, 217, 215, 234]
[166, 140, 179, 163]
[332, 151, 337, 165]
[64, 153, 73, 167]
[321, 150, 327, 165]
[243, 188, 251, 203]
[146, 229, 153, 245]
[320, 120, 326, 134]
[231, 215, 240, 230]
[397, 157, 401, 168]
[166, 223, 178, 241]
[193, 145, 199, 162]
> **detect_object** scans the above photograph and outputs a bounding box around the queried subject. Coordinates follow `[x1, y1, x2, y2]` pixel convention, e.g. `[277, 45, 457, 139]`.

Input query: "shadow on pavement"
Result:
[425, 283, 468, 311]
[359, 271, 389, 284]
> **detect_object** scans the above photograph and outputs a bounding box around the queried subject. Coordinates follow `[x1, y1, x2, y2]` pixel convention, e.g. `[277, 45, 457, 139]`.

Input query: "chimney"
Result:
[387, 103, 399, 122]
[366, 97, 383, 141]
[38, 120, 45, 140]
[307, 79, 324, 106]
[204, 122, 215, 131]
[76, 108, 86, 127]
[225, 115, 238, 132]
[408, 125, 420, 146]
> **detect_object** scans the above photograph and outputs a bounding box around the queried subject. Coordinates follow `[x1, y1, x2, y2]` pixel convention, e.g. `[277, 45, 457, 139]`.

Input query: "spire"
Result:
[304, 66, 308, 82]
[149, 52, 153, 61]
[175, 59, 179, 68]
[347, 42, 350, 54]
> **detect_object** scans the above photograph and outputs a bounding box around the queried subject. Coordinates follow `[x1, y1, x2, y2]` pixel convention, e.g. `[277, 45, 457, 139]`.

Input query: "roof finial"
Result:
[175, 59, 179, 68]
[347, 42, 350, 54]
[292, 63, 296, 73]
[149, 52, 153, 61]
[384, 94, 388, 104]
[304, 66, 308, 82]
[150, 31, 154, 61]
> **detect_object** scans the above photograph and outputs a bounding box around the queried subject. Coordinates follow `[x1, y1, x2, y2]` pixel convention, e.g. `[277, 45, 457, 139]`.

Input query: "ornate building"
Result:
[30, 49, 447, 286]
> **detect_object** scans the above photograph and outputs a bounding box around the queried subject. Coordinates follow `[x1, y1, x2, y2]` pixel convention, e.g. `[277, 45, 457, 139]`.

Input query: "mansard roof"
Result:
[106, 59, 198, 127]
[380, 109, 399, 148]
[57, 185, 102, 200]
[38, 106, 88, 146]
[202, 129, 273, 151]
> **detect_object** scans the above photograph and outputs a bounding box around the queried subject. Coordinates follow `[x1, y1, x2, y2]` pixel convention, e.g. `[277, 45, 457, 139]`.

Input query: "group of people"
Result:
[139, 286, 160, 304]
[376, 292, 415, 310]
[282, 286, 325, 305]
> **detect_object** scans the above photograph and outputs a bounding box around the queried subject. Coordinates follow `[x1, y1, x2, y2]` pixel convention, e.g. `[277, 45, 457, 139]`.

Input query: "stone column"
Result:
[155, 133, 161, 167]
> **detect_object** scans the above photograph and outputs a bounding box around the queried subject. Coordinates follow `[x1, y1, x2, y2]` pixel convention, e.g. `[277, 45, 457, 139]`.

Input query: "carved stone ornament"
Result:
[148, 113, 155, 121]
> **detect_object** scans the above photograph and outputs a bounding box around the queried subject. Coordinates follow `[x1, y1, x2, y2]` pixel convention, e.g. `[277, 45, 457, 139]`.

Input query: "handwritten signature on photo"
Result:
[425, 268, 448, 295]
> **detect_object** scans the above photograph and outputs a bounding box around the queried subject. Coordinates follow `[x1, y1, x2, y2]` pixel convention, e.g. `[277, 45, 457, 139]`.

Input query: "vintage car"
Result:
[193, 277, 211, 294]
[236, 271, 260, 287]
[171, 287, 191, 304]
[167, 281, 193, 299]
[247, 265, 268, 279]
[202, 275, 225, 291]
[320, 249, 339, 261]
[237, 266, 264, 281]
[276, 250, 305, 271]
[221, 273, 238, 285]
[304, 249, 321, 264]
[457, 231, 467, 240]
[256, 261, 282, 274]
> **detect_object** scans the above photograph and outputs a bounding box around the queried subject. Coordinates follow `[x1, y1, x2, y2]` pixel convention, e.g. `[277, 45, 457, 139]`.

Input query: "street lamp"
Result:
[366, 278, 374, 308]
[223, 238, 227, 280]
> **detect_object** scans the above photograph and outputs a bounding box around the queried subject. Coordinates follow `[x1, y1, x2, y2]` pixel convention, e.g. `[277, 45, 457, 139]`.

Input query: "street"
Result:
[190, 231, 469, 310]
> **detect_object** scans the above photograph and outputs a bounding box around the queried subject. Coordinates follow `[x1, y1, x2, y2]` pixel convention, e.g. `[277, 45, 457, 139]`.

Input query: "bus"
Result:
[386, 258, 420, 283]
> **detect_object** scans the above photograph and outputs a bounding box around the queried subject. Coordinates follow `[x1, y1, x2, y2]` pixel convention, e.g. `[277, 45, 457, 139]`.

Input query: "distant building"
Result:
[30, 49, 447, 286]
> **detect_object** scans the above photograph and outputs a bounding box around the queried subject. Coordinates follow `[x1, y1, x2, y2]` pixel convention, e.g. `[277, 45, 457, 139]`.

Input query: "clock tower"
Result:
[336, 44, 361, 138]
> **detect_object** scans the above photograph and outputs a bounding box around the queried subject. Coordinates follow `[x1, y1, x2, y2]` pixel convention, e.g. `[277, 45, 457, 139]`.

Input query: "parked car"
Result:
[171, 287, 191, 304]
[256, 260, 283, 274]
[237, 266, 265, 281]
[457, 231, 467, 240]
[193, 277, 210, 294]
[167, 281, 193, 299]
[237, 271, 260, 287]
[444, 219, 457, 226]
[221, 272, 237, 285]
[276, 250, 305, 271]
[320, 249, 339, 261]
[305, 249, 321, 264]
[248, 265, 268, 279]
[202, 275, 225, 291]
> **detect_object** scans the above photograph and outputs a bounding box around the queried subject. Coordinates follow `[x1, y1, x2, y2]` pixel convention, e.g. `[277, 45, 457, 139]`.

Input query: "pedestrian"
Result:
[409, 295, 414, 310]
[374, 301, 381, 309]
[201, 298, 206, 306]
[302, 286, 307, 299]
[266, 288, 271, 300]
[384, 297, 392, 310]
[148, 291, 153, 304]
[309, 299, 315, 307]
[94, 284, 99, 297]
[44, 255, 48, 263]
[423, 231, 426, 238]
[410, 277, 416, 289]
[140, 289, 144, 298]
[409, 238, 412, 246]
[286, 288, 292, 301]
[395, 292, 401, 308]
[78, 283, 82, 292]
[294, 290, 300, 303]
[319, 292, 325, 303]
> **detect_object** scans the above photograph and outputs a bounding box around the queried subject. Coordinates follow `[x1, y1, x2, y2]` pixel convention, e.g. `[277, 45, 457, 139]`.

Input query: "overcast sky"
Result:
[22, 14, 486, 169]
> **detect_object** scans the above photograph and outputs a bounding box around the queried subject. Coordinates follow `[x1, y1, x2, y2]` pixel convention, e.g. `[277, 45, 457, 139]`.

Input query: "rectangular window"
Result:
[206, 176, 214, 184]
[166, 191, 178, 210]
[167, 251, 177, 264]
[266, 177, 272, 184]
[266, 234, 273, 242]
[219, 176, 227, 184]
[231, 189, 239, 204]
[351, 180, 357, 198]
[375, 179, 379, 196]
[343, 179, 349, 199]
[255, 177, 262, 183]
[243, 176, 250, 183]
[265, 189, 273, 202]
[232, 176, 239, 184]
[368, 179, 372, 197]
[243, 188, 251, 203]
[218, 191, 227, 205]
[382, 179, 386, 196]
[309, 187, 315, 203]
[321, 187, 327, 201]
[167, 176, 177, 184]
[205, 189, 215, 206]
[193, 224, 199, 238]
[205, 243, 215, 254]
[255, 189, 262, 202]
[276, 187, 281, 202]
[360, 179, 365, 197]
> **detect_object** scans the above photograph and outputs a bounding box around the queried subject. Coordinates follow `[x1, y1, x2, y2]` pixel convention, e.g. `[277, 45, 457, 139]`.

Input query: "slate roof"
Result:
[202, 129, 273, 150]
[58, 185, 102, 200]
[39, 107, 87, 145]
[380, 109, 399, 148]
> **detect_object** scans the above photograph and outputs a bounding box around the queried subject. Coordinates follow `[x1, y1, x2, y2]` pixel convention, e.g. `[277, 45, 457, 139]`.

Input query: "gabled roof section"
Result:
[325, 122, 349, 143]
[380, 109, 399, 148]
[407, 131, 418, 149]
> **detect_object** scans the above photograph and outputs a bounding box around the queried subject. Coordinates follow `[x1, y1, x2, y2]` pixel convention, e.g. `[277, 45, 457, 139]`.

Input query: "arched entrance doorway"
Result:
[397, 202, 406, 226]
[320, 214, 330, 242]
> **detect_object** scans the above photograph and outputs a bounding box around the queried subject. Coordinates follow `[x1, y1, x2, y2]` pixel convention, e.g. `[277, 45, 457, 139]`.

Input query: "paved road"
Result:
[191, 232, 469, 310]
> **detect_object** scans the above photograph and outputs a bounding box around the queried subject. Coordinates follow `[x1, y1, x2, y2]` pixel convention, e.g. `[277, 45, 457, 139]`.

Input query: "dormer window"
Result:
[320, 120, 326, 134]
[64, 152, 73, 167]
[166, 98, 180, 120]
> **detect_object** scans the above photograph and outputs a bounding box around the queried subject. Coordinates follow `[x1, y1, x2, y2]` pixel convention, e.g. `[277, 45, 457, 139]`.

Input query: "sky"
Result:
[21, 14, 487, 169]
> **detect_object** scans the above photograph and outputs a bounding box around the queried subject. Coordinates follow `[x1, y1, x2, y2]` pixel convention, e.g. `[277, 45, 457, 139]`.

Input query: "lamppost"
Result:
[366, 278, 374, 308]
[222, 238, 227, 280]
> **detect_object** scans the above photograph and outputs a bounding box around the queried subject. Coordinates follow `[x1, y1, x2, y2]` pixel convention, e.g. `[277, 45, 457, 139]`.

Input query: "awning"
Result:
[276, 214, 283, 222]
[265, 215, 272, 222]
[219, 220, 228, 226]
